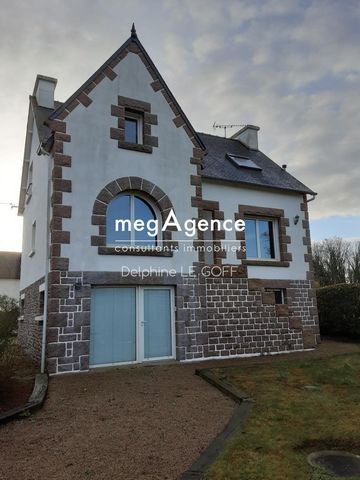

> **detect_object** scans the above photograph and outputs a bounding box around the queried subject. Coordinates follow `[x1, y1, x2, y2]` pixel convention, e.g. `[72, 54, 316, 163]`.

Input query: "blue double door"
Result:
[90, 287, 173, 366]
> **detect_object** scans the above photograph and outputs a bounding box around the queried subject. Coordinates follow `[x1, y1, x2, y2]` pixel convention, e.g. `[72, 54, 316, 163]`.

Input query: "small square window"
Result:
[266, 288, 286, 304]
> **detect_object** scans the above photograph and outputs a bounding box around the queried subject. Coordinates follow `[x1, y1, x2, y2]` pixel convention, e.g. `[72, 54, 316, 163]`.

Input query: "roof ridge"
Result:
[197, 131, 242, 140]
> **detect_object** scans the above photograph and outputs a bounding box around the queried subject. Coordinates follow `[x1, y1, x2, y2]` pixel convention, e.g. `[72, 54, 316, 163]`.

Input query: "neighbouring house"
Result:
[18, 25, 319, 374]
[0, 251, 21, 299]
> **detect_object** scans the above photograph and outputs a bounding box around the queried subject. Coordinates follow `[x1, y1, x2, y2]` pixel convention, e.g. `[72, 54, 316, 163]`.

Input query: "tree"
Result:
[349, 241, 360, 284]
[312, 237, 351, 286]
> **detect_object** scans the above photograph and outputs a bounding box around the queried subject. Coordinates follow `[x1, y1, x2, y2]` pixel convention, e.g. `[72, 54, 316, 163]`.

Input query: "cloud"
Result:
[0, 0, 359, 250]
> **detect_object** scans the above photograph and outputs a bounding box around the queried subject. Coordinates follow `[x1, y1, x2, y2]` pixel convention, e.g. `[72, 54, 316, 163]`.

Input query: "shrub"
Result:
[0, 295, 19, 360]
[317, 283, 360, 339]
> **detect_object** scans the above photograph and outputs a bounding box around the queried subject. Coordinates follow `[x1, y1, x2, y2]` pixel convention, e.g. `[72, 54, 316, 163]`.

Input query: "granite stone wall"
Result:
[45, 270, 320, 374]
[18, 277, 44, 363]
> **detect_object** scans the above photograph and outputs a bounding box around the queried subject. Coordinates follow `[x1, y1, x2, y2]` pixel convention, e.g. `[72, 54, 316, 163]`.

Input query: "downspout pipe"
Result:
[38, 142, 52, 374]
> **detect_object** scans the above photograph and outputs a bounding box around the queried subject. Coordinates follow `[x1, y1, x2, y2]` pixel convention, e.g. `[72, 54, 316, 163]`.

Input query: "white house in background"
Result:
[0, 252, 21, 299]
[18, 25, 319, 375]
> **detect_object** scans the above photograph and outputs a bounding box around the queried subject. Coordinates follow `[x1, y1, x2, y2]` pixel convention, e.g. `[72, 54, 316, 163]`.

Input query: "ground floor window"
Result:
[266, 287, 286, 304]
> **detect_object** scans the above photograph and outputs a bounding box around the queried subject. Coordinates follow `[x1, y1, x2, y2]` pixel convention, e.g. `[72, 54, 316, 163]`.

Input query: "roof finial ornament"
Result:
[131, 23, 137, 38]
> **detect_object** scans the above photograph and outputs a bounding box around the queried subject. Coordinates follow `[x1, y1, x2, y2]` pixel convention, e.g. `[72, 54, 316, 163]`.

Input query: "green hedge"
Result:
[316, 283, 360, 339]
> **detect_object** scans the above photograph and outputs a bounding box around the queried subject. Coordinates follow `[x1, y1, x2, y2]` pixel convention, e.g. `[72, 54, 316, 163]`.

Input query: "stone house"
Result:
[18, 25, 319, 374]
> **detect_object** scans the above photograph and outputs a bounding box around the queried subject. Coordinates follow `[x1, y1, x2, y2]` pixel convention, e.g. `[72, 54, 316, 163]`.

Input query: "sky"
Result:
[0, 0, 359, 251]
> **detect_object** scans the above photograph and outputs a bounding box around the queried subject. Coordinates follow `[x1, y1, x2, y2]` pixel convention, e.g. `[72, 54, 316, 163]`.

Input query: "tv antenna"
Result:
[213, 122, 246, 138]
[0, 202, 18, 209]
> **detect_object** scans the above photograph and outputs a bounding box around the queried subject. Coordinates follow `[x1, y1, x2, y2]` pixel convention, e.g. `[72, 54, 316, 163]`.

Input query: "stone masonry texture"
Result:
[18, 277, 45, 363]
[45, 271, 319, 374]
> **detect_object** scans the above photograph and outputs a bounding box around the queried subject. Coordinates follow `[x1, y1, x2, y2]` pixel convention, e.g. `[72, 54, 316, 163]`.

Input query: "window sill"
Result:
[98, 246, 174, 257]
[35, 315, 44, 322]
[28, 250, 35, 258]
[242, 259, 289, 267]
[18, 316, 24, 323]
[118, 141, 152, 154]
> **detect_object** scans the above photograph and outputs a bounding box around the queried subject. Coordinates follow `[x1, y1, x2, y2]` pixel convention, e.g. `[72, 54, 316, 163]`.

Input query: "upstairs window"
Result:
[124, 111, 142, 144]
[106, 194, 157, 247]
[245, 218, 278, 260]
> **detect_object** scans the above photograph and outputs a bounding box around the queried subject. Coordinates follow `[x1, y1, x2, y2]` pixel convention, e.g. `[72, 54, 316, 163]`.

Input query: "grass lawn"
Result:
[205, 353, 360, 480]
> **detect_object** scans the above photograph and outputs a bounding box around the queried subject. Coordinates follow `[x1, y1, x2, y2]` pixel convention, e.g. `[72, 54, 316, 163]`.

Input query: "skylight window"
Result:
[226, 153, 262, 171]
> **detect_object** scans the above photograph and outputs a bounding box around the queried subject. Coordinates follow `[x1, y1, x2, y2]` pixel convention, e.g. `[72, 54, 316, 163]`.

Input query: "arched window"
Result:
[106, 194, 158, 247]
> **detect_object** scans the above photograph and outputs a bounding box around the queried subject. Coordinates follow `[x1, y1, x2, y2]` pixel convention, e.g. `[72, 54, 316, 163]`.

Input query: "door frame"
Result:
[137, 286, 176, 363]
[90, 285, 175, 368]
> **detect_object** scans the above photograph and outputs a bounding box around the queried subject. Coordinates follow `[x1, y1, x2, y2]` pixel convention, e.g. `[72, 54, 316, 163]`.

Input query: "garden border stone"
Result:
[0, 373, 48, 424]
[180, 368, 254, 480]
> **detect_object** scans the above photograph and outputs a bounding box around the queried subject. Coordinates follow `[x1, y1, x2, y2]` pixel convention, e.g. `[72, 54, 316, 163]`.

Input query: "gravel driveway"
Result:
[0, 363, 235, 480]
[2, 340, 358, 480]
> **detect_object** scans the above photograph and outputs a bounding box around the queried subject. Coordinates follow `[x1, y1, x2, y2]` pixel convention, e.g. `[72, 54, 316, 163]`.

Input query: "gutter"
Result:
[304, 193, 317, 203]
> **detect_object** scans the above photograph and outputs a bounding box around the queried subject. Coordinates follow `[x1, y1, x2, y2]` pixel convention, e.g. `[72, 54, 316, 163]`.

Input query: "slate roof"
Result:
[0, 252, 21, 280]
[198, 132, 315, 195]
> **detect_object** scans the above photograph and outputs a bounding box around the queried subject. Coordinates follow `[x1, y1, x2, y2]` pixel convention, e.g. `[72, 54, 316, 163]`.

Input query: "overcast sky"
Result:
[0, 0, 359, 251]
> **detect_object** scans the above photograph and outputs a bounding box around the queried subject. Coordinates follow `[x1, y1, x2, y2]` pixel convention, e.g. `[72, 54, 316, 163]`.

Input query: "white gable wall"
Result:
[203, 180, 308, 280]
[61, 52, 198, 271]
[20, 124, 50, 290]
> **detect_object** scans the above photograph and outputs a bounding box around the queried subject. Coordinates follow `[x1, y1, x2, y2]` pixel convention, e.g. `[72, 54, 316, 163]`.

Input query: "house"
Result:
[18, 25, 320, 374]
[0, 252, 21, 299]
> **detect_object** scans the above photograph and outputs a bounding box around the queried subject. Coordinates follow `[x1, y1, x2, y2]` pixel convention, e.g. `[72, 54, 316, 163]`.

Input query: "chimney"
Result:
[232, 124, 260, 150]
[33, 74, 57, 109]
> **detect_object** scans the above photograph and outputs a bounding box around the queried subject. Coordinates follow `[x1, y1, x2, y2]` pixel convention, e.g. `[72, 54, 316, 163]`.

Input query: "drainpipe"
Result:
[38, 142, 52, 374]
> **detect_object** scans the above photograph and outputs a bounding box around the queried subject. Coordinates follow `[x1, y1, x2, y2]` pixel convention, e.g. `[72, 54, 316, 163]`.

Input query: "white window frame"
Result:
[124, 111, 143, 145]
[245, 216, 280, 261]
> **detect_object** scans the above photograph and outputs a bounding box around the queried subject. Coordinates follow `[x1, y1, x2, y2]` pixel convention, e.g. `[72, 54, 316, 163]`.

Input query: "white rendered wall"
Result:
[203, 180, 309, 280]
[20, 124, 50, 290]
[0, 279, 20, 299]
[61, 52, 198, 272]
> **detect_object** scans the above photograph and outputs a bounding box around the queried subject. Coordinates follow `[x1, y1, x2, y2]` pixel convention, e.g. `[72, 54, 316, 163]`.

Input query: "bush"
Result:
[0, 295, 19, 360]
[317, 283, 360, 339]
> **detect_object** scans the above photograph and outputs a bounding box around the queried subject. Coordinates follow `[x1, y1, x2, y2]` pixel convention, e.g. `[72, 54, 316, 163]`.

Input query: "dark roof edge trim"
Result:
[201, 174, 317, 196]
